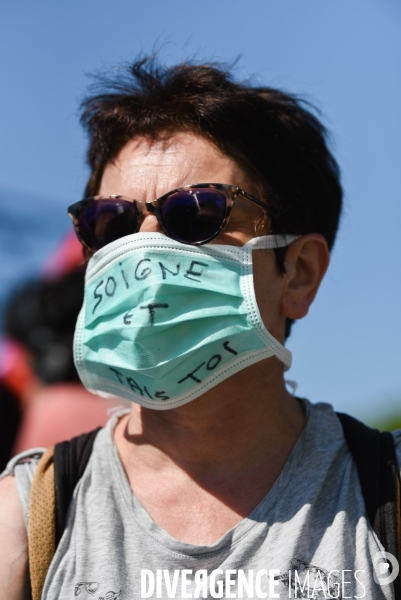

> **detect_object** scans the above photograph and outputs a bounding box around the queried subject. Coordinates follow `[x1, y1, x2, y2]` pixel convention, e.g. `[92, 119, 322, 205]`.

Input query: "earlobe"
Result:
[281, 234, 330, 321]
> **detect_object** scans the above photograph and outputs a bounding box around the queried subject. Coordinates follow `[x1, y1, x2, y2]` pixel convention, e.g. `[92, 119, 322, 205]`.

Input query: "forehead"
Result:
[99, 132, 254, 200]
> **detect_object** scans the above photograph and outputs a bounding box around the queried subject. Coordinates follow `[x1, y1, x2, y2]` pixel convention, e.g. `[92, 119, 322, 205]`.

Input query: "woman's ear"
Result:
[281, 234, 330, 320]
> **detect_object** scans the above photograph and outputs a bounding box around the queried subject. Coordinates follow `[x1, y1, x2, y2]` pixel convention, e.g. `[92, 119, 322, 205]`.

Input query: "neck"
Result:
[115, 357, 305, 480]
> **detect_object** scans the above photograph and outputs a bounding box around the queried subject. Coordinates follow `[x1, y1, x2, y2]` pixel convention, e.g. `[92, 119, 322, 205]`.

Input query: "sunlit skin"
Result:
[0, 132, 329, 598]
[100, 132, 330, 545]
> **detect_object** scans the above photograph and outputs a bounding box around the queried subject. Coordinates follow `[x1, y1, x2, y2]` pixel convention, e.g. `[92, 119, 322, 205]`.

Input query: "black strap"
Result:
[337, 413, 382, 528]
[53, 427, 101, 545]
[337, 412, 401, 598]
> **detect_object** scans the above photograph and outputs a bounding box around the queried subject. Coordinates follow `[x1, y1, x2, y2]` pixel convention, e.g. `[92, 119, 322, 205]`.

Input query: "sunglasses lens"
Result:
[159, 189, 227, 244]
[77, 200, 139, 251]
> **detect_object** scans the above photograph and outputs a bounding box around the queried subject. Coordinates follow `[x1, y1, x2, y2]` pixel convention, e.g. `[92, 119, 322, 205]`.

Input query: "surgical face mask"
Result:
[74, 232, 297, 410]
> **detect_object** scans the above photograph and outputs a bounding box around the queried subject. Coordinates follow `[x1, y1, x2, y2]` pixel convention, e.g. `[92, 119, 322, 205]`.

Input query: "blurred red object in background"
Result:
[12, 383, 125, 454]
[40, 230, 84, 280]
[0, 337, 40, 404]
[1, 231, 125, 464]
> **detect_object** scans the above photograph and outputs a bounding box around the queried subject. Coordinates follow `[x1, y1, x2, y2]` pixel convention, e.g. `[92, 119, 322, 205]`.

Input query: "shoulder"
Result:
[0, 474, 26, 528]
[0, 475, 29, 599]
[1, 448, 45, 479]
[1, 448, 46, 528]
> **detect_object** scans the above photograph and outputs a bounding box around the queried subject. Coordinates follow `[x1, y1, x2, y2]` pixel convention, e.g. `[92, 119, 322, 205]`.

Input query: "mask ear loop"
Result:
[243, 233, 301, 372]
[247, 234, 300, 250]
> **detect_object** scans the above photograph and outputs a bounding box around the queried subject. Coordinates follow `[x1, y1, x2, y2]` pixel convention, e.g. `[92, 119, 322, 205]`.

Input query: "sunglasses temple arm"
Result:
[238, 189, 269, 213]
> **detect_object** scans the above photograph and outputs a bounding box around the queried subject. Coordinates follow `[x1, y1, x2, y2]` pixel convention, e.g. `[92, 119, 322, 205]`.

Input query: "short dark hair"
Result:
[80, 57, 343, 336]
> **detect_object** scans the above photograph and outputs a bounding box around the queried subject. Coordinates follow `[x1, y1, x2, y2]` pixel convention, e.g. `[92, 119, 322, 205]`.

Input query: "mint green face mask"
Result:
[74, 232, 297, 410]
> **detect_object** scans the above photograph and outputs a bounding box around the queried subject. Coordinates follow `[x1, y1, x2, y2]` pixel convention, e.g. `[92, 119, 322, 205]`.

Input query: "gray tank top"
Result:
[3, 401, 401, 600]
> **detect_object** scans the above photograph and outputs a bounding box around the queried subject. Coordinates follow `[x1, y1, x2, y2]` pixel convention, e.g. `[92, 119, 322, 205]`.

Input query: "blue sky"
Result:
[1, 0, 400, 421]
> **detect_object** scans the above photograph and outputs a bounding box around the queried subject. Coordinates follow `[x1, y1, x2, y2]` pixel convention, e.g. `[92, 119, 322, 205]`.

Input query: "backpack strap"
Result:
[337, 412, 401, 597]
[53, 427, 102, 544]
[28, 427, 101, 599]
[28, 446, 56, 600]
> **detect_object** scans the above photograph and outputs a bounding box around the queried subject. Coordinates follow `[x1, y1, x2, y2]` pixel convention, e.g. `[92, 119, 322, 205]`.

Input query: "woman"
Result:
[2, 58, 392, 600]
